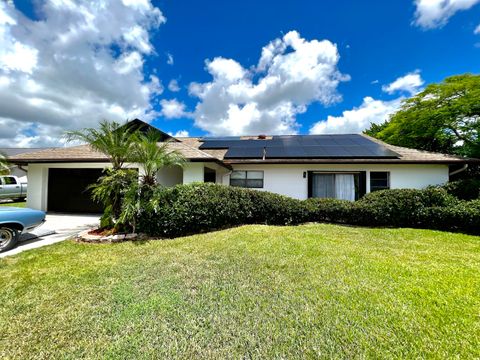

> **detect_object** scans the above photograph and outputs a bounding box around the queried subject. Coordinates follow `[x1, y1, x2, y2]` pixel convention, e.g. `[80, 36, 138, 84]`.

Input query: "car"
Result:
[0, 175, 27, 201]
[0, 206, 46, 253]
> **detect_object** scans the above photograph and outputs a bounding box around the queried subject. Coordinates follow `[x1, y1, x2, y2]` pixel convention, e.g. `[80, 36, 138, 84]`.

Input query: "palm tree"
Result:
[131, 129, 185, 186]
[65, 120, 138, 227]
[64, 120, 137, 170]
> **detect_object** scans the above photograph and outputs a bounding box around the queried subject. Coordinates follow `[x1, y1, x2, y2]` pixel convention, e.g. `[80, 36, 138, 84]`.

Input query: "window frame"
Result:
[309, 171, 361, 200]
[369, 171, 390, 192]
[230, 170, 264, 189]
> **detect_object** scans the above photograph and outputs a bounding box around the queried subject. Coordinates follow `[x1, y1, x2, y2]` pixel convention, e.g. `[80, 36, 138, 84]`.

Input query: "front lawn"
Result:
[0, 224, 479, 358]
[0, 200, 26, 207]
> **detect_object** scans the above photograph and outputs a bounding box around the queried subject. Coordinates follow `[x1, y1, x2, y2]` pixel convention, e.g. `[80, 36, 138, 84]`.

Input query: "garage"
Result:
[47, 168, 104, 213]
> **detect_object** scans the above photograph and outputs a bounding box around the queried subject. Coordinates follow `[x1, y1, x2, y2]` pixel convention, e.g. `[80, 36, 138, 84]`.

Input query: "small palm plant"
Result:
[131, 129, 186, 187]
[116, 130, 186, 232]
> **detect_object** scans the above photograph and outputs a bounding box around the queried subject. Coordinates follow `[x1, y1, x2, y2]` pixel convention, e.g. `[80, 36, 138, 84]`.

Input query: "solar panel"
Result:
[199, 134, 400, 159]
[265, 144, 399, 158]
[224, 147, 264, 159]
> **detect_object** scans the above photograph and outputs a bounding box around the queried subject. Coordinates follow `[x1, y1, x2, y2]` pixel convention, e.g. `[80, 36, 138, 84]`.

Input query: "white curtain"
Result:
[312, 174, 335, 198]
[335, 174, 355, 201]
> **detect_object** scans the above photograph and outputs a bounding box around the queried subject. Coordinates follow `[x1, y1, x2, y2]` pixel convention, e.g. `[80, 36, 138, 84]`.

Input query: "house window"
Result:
[370, 172, 390, 192]
[310, 173, 359, 201]
[230, 171, 264, 188]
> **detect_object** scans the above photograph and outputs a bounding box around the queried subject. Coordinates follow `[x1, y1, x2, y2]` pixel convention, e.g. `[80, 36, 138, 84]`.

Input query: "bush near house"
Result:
[137, 183, 307, 237]
[442, 178, 480, 200]
[135, 183, 480, 237]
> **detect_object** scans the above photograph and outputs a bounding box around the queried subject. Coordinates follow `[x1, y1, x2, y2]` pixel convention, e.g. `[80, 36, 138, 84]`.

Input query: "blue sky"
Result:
[1, 0, 480, 146]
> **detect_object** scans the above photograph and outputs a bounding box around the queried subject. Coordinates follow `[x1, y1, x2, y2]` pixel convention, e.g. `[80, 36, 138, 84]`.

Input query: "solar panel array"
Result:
[199, 134, 400, 159]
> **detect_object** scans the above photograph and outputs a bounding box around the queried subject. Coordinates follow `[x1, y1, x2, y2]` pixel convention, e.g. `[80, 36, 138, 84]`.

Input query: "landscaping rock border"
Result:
[76, 229, 146, 243]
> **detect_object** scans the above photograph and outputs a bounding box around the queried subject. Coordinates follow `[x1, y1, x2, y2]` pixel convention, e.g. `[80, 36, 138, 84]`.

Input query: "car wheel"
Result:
[0, 227, 19, 253]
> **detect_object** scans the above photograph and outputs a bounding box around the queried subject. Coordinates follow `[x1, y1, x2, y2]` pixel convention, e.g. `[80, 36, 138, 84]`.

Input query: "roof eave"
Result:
[223, 158, 479, 165]
[11, 157, 234, 170]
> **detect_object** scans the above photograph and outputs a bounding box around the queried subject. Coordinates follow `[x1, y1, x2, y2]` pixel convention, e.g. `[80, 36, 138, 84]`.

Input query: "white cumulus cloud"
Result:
[413, 0, 480, 28]
[310, 71, 424, 134]
[168, 79, 180, 92]
[189, 30, 349, 136]
[160, 99, 190, 119]
[169, 130, 189, 137]
[382, 71, 424, 95]
[166, 52, 174, 65]
[0, 0, 165, 147]
[309, 97, 402, 134]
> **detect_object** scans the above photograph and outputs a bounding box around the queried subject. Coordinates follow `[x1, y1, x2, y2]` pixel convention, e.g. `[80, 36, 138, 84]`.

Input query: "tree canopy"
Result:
[365, 74, 480, 158]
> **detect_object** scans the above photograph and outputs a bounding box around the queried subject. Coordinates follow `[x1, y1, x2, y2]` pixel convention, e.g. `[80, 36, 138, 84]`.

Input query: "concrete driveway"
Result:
[0, 213, 99, 258]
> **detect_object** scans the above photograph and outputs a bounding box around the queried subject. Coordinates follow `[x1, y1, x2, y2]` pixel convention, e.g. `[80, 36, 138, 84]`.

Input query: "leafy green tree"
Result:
[65, 120, 137, 170]
[365, 74, 480, 158]
[131, 130, 185, 187]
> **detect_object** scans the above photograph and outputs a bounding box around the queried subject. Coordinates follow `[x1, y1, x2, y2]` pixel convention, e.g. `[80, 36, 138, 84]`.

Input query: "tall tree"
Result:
[65, 120, 137, 170]
[365, 74, 480, 158]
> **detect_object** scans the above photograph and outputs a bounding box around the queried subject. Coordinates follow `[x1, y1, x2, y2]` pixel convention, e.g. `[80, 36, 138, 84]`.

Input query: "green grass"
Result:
[1, 224, 479, 359]
[0, 200, 26, 207]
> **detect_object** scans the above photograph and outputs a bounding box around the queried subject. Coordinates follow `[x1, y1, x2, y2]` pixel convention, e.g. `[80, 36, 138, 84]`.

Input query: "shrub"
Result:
[350, 188, 458, 227]
[137, 183, 307, 237]
[89, 168, 138, 230]
[420, 200, 480, 234]
[305, 198, 353, 224]
[442, 179, 480, 200]
[135, 183, 479, 238]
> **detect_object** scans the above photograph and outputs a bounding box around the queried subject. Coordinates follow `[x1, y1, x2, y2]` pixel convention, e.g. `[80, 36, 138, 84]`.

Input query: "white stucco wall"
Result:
[157, 165, 183, 186]
[182, 162, 204, 184]
[227, 163, 450, 200]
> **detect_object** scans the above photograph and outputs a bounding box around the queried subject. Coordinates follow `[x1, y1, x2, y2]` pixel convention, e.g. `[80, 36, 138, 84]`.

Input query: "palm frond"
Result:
[131, 129, 186, 186]
[64, 120, 138, 170]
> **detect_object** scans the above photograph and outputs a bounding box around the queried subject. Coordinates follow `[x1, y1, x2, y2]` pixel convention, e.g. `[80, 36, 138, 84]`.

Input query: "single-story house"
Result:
[9, 119, 478, 213]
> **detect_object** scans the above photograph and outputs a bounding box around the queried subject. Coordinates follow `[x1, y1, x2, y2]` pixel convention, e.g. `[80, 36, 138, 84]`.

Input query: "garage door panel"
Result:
[48, 168, 104, 213]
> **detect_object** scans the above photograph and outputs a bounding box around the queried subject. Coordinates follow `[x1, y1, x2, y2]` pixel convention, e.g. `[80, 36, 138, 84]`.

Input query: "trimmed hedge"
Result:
[350, 187, 458, 227]
[419, 200, 480, 233]
[137, 183, 307, 237]
[442, 179, 480, 200]
[136, 183, 480, 237]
